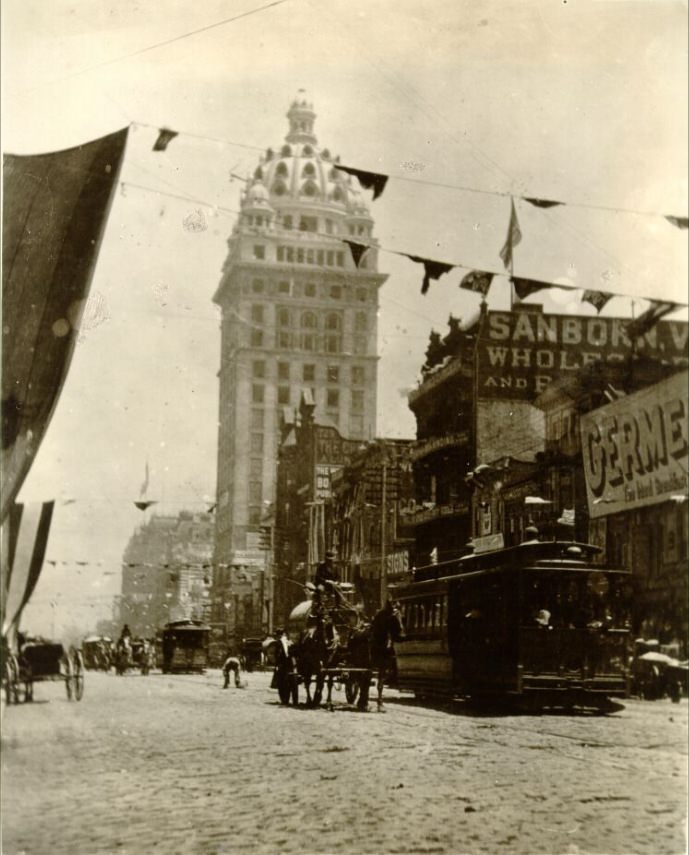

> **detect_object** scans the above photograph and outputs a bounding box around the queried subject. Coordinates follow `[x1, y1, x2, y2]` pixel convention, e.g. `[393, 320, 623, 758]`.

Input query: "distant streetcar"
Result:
[394, 541, 632, 712]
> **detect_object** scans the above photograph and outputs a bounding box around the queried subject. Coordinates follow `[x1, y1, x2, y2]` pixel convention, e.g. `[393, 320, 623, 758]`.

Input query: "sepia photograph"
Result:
[2, 1, 688, 853]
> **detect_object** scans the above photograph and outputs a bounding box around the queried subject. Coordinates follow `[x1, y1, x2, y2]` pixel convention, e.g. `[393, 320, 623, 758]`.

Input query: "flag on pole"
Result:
[499, 198, 522, 271]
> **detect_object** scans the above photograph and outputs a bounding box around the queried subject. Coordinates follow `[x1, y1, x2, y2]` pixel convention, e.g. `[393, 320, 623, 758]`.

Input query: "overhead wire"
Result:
[19, 0, 294, 94]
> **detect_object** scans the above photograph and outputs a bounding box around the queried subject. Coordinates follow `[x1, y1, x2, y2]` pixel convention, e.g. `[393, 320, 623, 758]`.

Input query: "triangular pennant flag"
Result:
[665, 216, 689, 229]
[511, 276, 550, 301]
[523, 197, 563, 209]
[404, 255, 455, 295]
[207, 503, 217, 514]
[625, 301, 677, 340]
[582, 290, 613, 313]
[499, 198, 522, 271]
[134, 501, 157, 511]
[459, 270, 494, 296]
[335, 165, 388, 200]
[343, 239, 369, 268]
[153, 128, 178, 152]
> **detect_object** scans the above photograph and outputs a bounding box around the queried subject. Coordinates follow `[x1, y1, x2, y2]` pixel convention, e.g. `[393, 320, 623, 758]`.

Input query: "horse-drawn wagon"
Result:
[113, 636, 155, 675]
[269, 585, 403, 711]
[82, 635, 113, 671]
[3, 637, 84, 703]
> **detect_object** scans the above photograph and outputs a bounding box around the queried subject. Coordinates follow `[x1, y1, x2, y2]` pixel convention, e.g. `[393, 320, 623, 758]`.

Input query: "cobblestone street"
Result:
[1, 670, 686, 855]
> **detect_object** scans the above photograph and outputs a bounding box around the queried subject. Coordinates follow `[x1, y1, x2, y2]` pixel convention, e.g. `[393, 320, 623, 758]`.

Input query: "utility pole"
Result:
[380, 455, 387, 608]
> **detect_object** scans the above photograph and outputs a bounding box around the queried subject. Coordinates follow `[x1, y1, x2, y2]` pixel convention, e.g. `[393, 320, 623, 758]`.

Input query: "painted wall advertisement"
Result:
[478, 311, 688, 399]
[581, 371, 688, 518]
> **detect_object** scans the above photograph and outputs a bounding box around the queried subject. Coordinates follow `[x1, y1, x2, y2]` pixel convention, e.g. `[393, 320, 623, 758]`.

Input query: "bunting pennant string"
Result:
[625, 301, 679, 340]
[335, 164, 388, 200]
[152, 128, 179, 152]
[120, 179, 689, 309]
[403, 254, 455, 295]
[459, 270, 494, 297]
[133, 122, 688, 223]
[582, 290, 614, 313]
[343, 239, 370, 268]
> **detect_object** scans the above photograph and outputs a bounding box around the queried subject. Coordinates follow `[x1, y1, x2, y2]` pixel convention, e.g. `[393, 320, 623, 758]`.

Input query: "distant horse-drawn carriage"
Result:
[82, 636, 113, 671]
[270, 585, 403, 711]
[3, 637, 84, 703]
[113, 636, 155, 676]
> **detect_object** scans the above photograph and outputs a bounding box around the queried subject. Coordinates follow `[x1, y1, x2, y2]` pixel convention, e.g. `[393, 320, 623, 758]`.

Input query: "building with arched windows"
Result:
[211, 94, 387, 638]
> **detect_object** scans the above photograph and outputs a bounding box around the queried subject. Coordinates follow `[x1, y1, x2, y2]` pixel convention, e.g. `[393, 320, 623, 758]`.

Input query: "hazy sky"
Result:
[3, 0, 687, 637]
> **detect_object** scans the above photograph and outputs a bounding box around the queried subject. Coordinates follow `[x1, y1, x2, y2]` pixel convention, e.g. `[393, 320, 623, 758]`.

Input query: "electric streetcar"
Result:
[394, 540, 632, 712]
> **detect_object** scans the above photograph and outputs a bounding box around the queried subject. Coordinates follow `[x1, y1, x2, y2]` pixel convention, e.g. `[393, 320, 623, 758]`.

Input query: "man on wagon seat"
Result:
[315, 550, 338, 592]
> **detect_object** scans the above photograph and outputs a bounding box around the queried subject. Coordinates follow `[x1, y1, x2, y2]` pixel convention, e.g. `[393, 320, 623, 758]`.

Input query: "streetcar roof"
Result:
[404, 541, 629, 591]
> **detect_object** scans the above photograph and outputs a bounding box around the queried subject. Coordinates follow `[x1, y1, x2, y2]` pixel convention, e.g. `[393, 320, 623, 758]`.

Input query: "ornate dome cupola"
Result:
[285, 90, 317, 146]
[240, 179, 274, 229]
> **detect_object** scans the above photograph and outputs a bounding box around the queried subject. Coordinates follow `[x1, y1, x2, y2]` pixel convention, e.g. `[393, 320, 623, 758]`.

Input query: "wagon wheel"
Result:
[344, 674, 360, 705]
[60, 652, 74, 700]
[72, 651, 85, 701]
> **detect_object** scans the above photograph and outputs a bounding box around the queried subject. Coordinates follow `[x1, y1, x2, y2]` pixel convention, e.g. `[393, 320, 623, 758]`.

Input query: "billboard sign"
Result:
[581, 371, 688, 518]
[478, 311, 688, 400]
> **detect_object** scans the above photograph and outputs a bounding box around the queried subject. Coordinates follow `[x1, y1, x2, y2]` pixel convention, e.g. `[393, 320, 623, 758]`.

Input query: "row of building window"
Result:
[275, 246, 347, 268]
[247, 327, 367, 354]
[253, 361, 366, 385]
[251, 304, 368, 331]
[251, 384, 366, 412]
[249, 279, 371, 302]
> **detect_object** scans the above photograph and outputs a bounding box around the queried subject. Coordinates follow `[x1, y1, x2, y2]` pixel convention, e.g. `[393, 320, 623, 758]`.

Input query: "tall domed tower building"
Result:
[212, 95, 387, 629]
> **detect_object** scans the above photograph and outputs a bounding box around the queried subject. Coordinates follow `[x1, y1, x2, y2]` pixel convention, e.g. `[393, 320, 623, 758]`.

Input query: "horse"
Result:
[338, 602, 404, 711]
[114, 636, 132, 675]
[293, 612, 339, 707]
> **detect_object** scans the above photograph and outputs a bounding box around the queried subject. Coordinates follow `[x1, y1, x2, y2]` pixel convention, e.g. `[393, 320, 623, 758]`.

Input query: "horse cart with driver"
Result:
[82, 635, 113, 671]
[269, 584, 403, 711]
[3, 637, 84, 704]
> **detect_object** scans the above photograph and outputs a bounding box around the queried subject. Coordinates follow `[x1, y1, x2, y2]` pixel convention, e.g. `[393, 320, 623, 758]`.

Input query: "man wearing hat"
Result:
[314, 549, 347, 609]
[315, 549, 338, 591]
